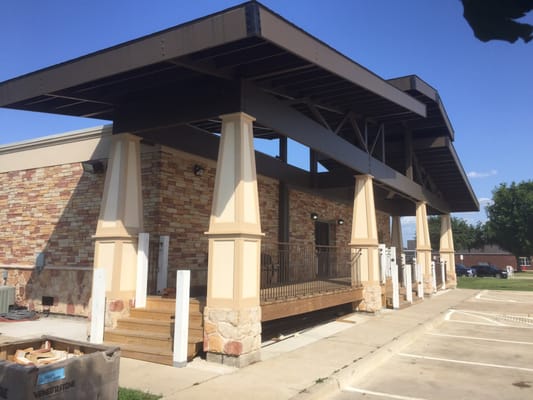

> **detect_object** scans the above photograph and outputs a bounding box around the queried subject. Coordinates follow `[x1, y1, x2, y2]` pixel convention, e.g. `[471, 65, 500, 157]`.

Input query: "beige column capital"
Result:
[391, 216, 403, 254]
[350, 175, 379, 248]
[415, 202, 431, 251]
[439, 214, 455, 252]
[95, 133, 144, 238]
[220, 111, 256, 123]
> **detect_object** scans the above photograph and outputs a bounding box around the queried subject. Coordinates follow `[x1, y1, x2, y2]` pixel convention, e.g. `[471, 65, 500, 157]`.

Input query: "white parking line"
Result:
[399, 353, 533, 372]
[445, 309, 533, 328]
[344, 387, 428, 400]
[427, 332, 533, 346]
[447, 309, 506, 325]
[474, 290, 533, 304]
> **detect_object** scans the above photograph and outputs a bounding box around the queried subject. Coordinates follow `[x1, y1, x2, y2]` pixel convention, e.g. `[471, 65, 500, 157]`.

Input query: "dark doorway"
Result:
[315, 221, 331, 277]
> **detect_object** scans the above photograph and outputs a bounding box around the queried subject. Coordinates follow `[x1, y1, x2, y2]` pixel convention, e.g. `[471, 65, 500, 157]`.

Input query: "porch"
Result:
[259, 241, 363, 321]
[0, 1, 477, 368]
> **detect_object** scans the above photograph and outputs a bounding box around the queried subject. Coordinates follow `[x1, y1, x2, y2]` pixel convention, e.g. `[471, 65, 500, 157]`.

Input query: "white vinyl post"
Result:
[156, 235, 170, 294]
[431, 261, 437, 293]
[415, 258, 424, 299]
[440, 261, 446, 290]
[136, 233, 149, 309]
[379, 244, 387, 284]
[173, 270, 190, 368]
[90, 268, 106, 344]
[404, 264, 413, 304]
[390, 247, 400, 309]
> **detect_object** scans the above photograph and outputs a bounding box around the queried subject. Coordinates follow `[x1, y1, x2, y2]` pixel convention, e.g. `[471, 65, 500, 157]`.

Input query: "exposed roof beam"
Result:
[258, 7, 427, 118]
[242, 82, 450, 213]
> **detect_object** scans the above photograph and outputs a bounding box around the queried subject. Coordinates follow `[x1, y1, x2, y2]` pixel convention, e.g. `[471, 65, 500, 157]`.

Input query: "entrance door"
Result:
[315, 221, 331, 277]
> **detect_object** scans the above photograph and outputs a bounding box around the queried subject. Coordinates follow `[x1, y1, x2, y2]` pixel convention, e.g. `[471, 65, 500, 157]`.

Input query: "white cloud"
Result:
[478, 197, 493, 207]
[467, 169, 498, 179]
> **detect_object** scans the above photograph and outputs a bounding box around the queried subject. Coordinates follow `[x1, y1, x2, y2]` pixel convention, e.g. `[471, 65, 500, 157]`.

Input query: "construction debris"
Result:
[8, 340, 84, 367]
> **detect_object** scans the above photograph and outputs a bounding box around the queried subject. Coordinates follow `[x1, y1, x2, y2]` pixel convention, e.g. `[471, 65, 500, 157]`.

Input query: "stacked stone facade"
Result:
[0, 163, 102, 315]
[1, 142, 392, 316]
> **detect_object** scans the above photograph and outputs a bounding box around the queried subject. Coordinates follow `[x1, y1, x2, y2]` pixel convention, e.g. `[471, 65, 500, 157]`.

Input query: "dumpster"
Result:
[0, 336, 120, 400]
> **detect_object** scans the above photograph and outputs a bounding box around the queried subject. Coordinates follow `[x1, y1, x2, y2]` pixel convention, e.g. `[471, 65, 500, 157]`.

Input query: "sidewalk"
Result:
[0, 289, 478, 399]
[121, 288, 477, 399]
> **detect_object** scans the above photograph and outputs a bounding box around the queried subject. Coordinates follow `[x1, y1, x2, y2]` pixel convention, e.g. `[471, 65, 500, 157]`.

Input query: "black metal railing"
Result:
[260, 241, 360, 302]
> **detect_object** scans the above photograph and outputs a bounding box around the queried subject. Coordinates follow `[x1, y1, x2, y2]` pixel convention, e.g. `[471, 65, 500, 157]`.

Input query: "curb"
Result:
[290, 294, 474, 400]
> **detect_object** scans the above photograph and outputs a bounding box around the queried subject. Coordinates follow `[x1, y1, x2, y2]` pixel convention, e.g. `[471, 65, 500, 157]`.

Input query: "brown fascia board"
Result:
[447, 142, 480, 211]
[388, 75, 455, 140]
[256, 5, 426, 118]
[0, 4, 252, 107]
[0, 1, 426, 120]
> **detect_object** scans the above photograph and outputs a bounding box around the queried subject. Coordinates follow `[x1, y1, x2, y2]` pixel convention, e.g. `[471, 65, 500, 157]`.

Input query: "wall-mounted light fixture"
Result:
[193, 164, 205, 176]
[310, 212, 319, 220]
[35, 252, 46, 274]
[81, 160, 106, 174]
[337, 219, 344, 225]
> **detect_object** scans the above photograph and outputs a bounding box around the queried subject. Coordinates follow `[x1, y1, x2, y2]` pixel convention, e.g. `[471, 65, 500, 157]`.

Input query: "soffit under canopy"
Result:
[0, 1, 478, 213]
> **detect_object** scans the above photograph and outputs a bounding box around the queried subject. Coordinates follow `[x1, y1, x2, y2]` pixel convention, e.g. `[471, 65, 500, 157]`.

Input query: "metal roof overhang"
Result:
[387, 76, 479, 212]
[0, 1, 478, 214]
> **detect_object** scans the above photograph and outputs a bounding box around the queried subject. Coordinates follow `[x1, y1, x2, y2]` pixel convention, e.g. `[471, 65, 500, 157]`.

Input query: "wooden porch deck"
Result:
[260, 280, 363, 322]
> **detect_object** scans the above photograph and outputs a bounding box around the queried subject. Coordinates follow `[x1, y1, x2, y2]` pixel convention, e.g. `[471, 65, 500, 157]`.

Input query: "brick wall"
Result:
[151, 148, 280, 292]
[1, 145, 392, 315]
[289, 188, 390, 247]
[456, 254, 517, 270]
[0, 163, 103, 314]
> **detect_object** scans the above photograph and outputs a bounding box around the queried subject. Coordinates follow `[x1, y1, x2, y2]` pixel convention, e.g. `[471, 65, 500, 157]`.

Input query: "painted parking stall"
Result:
[333, 290, 533, 400]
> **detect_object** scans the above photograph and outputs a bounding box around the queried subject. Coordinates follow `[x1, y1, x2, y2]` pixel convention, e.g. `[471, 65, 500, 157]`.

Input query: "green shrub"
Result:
[118, 387, 162, 400]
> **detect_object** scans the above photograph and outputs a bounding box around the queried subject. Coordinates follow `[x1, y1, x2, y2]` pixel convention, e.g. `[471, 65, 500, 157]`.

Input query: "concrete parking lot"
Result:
[331, 290, 533, 400]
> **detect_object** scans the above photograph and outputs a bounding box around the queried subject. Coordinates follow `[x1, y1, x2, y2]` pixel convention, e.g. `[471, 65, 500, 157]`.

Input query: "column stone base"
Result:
[203, 305, 262, 368]
[446, 282, 457, 289]
[206, 349, 261, 368]
[423, 277, 435, 297]
[105, 297, 134, 328]
[358, 283, 382, 313]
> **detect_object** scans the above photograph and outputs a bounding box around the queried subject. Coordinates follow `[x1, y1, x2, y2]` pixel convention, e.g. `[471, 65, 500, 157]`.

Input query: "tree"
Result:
[461, 0, 533, 43]
[486, 180, 533, 258]
[428, 216, 485, 251]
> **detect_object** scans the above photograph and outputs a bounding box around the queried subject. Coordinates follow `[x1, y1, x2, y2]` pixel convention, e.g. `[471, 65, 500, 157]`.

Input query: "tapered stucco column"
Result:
[350, 175, 382, 312]
[416, 202, 434, 295]
[440, 214, 456, 288]
[391, 216, 403, 257]
[92, 133, 144, 327]
[204, 112, 263, 368]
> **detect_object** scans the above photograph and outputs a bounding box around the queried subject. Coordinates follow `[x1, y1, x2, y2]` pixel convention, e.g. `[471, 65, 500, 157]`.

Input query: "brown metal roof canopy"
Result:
[0, 1, 478, 214]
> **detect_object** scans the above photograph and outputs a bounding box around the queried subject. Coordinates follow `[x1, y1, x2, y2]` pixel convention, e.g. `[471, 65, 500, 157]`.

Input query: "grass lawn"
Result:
[457, 276, 533, 291]
[118, 388, 162, 400]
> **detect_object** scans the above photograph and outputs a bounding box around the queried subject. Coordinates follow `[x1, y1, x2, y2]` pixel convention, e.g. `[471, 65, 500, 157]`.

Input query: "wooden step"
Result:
[104, 296, 205, 365]
[105, 340, 202, 366]
[104, 329, 172, 349]
[189, 297, 206, 313]
[105, 341, 174, 366]
[116, 317, 173, 334]
[129, 308, 173, 321]
[146, 296, 177, 313]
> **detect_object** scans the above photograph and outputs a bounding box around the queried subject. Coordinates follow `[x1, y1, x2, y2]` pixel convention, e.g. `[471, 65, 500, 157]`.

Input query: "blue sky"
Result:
[1, 0, 532, 233]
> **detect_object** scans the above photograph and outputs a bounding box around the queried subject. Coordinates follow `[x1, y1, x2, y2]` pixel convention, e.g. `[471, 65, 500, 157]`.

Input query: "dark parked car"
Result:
[471, 264, 508, 279]
[456, 264, 475, 277]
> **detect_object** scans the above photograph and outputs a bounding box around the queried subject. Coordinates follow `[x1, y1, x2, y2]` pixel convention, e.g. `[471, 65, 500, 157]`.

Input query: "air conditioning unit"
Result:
[0, 286, 15, 314]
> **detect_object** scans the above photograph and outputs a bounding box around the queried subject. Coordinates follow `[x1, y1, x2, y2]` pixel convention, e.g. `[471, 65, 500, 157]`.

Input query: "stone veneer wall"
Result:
[154, 147, 279, 293]
[0, 163, 103, 315]
[0, 143, 391, 316]
[289, 188, 391, 247]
